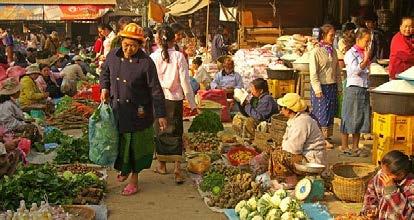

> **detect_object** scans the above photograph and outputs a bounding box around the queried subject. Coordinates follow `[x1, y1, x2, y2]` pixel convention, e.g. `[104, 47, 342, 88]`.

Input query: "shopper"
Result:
[340, 28, 371, 157]
[363, 14, 387, 62]
[98, 24, 115, 57]
[211, 25, 229, 62]
[100, 23, 167, 196]
[60, 55, 87, 96]
[151, 24, 196, 184]
[110, 17, 133, 50]
[44, 31, 60, 55]
[269, 93, 326, 177]
[389, 17, 414, 80]
[362, 150, 414, 219]
[309, 24, 341, 149]
[38, 64, 61, 99]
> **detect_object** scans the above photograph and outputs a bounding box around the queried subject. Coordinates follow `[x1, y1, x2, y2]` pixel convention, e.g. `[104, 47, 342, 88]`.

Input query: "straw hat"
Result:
[118, 23, 145, 41]
[25, 64, 41, 75]
[277, 93, 308, 113]
[0, 77, 21, 95]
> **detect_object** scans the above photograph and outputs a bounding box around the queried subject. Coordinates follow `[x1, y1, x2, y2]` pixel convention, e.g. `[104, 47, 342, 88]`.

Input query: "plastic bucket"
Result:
[91, 84, 101, 103]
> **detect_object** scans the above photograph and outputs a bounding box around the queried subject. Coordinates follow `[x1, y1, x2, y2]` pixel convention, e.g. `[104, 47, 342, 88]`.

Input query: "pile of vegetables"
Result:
[49, 99, 97, 130]
[32, 128, 65, 152]
[56, 164, 104, 178]
[235, 189, 308, 220]
[200, 172, 225, 195]
[188, 110, 224, 134]
[187, 132, 220, 152]
[55, 96, 73, 114]
[54, 133, 90, 164]
[206, 173, 262, 208]
[0, 164, 105, 211]
[206, 163, 242, 177]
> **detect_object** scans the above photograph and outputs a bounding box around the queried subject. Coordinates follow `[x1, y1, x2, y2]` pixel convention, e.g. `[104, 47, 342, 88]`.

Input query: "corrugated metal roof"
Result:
[0, 0, 117, 5]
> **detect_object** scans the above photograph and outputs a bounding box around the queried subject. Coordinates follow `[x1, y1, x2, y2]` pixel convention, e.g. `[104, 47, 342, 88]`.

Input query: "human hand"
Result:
[100, 89, 109, 103]
[315, 92, 324, 98]
[380, 173, 395, 187]
[158, 118, 168, 131]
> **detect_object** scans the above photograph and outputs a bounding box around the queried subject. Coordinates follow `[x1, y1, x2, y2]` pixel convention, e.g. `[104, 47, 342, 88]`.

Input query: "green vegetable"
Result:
[55, 96, 73, 114]
[53, 133, 91, 164]
[63, 171, 74, 180]
[200, 172, 225, 192]
[44, 129, 65, 144]
[212, 186, 221, 196]
[0, 164, 105, 211]
[188, 111, 224, 133]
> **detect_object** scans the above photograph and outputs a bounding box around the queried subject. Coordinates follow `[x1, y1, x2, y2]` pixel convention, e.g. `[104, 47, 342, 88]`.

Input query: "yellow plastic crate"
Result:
[267, 79, 296, 98]
[372, 113, 414, 144]
[372, 134, 413, 164]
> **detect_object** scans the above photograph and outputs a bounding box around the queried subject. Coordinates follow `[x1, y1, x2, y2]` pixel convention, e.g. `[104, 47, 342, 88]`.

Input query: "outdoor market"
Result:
[0, 0, 413, 219]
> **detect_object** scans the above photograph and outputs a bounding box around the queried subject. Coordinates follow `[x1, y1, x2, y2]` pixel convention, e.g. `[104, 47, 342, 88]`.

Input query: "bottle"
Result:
[6, 210, 13, 220]
[21, 210, 29, 220]
[30, 203, 38, 213]
[19, 201, 26, 211]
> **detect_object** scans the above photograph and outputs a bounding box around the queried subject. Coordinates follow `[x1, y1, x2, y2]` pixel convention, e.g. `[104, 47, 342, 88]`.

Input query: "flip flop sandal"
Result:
[121, 184, 139, 196]
[153, 167, 167, 175]
[174, 172, 185, 184]
[325, 141, 334, 150]
[117, 173, 128, 182]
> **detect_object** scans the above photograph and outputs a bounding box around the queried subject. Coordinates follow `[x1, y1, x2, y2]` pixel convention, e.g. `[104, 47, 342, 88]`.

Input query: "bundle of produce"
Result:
[188, 110, 224, 134]
[200, 171, 226, 195]
[62, 171, 105, 205]
[183, 101, 198, 118]
[187, 132, 220, 152]
[32, 128, 65, 152]
[54, 133, 91, 164]
[0, 200, 74, 220]
[206, 163, 242, 177]
[57, 164, 104, 178]
[206, 173, 263, 209]
[48, 107, 89, 130]
[0, 164, 105, 211]
[235, 189, 308, 220]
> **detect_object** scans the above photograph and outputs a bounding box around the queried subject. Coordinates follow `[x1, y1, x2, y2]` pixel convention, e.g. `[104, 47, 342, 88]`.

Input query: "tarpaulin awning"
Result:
[0, 5, 113, 20]
[166, 0, 210, 17]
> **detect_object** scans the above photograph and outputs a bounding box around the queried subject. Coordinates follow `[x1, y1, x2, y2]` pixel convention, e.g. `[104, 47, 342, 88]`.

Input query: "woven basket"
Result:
[331, 163, 377, 202]
[63, 205, 96, 220]
[253, 131, 273, 152]
[271, 114, 288, 131]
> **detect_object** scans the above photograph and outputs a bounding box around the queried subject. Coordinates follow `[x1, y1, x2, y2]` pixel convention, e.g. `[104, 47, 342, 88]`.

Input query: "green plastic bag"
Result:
[88, 103, 118, 166]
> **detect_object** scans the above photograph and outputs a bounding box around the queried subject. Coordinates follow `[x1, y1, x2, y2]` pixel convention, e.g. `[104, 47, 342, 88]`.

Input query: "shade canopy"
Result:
[166, 0, 210, 17]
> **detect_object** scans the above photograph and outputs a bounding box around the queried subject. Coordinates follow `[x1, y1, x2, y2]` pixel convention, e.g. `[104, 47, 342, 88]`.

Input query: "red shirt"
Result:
[362, 171, 414, 220]
[93, 37, 104, 54]
[389, 32, 414, 79]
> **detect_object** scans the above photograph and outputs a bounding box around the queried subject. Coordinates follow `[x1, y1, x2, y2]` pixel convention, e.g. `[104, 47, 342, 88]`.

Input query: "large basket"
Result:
[271, 114, 288, 131]
[331, 163, 377, 202]
[63, 205, 96, 220]
[253, 131, 273, 152]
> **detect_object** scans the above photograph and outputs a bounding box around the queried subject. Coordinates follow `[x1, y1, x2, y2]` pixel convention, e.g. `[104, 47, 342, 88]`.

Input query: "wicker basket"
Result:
[63, 205, 96, 220]
[271, 114, 288, 131]
[331, 163, 377, 202]
[253, 131, 273, 152]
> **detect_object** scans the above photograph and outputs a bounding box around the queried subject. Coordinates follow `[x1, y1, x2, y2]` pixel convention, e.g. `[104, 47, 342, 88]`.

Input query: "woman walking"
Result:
[151, 25, 196, 184]
[100, 23, 167, 196]
[309, 24, 342, 149]
[341, 28, 372, 157]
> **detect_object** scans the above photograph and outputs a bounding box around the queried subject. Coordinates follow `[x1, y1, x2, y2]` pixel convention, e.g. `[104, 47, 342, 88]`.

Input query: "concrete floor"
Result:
[104, 121, 374, 220]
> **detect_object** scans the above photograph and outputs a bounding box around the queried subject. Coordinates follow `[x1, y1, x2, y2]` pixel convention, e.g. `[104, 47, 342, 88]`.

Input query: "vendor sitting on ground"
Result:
[192, 57, 211, 90]
[19, 64, 49, 110]
[238, 78, 278, 121]
[232, 78, 278, 138]
[60, 55, 87, 96]
[210, 57, 243, 98]
[269, 93, 326, 178]
[0, 77, 40, 142]
[362, 150, 414, 219]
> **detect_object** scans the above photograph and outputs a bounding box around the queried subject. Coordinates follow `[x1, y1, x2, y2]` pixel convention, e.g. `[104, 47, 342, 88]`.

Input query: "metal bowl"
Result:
[377, 59, 390, 65]
[295, 162, 326, 174]
[370, 90, 414, 115]
[267, 68, 296, 80]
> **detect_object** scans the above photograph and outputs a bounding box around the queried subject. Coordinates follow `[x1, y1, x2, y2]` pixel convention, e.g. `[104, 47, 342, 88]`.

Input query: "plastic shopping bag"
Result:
[88, 103, 118, 166]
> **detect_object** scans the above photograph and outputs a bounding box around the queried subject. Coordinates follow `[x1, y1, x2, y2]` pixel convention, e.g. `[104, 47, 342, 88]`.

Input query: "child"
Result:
[362, 150, 414, 219]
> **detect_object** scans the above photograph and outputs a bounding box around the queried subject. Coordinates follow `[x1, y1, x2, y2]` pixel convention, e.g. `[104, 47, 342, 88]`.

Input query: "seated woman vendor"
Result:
[362, 150, 414, 219]
[269, 93, 326, 178]
[238, 78, 278, 121]
[0, 77, 40, 141]
[210, 57, 243, 98]
[19, 64, 49, 111]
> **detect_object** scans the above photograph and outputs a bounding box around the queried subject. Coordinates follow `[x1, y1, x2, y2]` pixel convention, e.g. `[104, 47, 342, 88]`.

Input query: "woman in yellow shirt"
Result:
[19, 64, 49, 110]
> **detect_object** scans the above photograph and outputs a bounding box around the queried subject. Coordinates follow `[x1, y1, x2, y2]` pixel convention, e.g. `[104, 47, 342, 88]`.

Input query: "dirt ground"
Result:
[104, 120, 373, 220]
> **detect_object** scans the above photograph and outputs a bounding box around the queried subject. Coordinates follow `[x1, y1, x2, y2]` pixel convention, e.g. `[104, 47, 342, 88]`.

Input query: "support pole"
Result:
[205, 1, 210, 60]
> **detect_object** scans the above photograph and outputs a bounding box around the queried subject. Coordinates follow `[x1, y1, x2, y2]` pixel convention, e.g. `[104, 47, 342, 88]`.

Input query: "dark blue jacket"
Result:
[244, 92, 278, 121]
[100, 48, 166, 133]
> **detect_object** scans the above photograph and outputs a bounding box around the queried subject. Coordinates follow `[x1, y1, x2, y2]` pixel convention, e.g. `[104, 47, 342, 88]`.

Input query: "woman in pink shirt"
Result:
[151, 25, 196, 184]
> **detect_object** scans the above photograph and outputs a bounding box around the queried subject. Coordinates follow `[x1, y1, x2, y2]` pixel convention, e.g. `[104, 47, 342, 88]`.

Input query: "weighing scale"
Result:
[294, 163, 326, 203]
